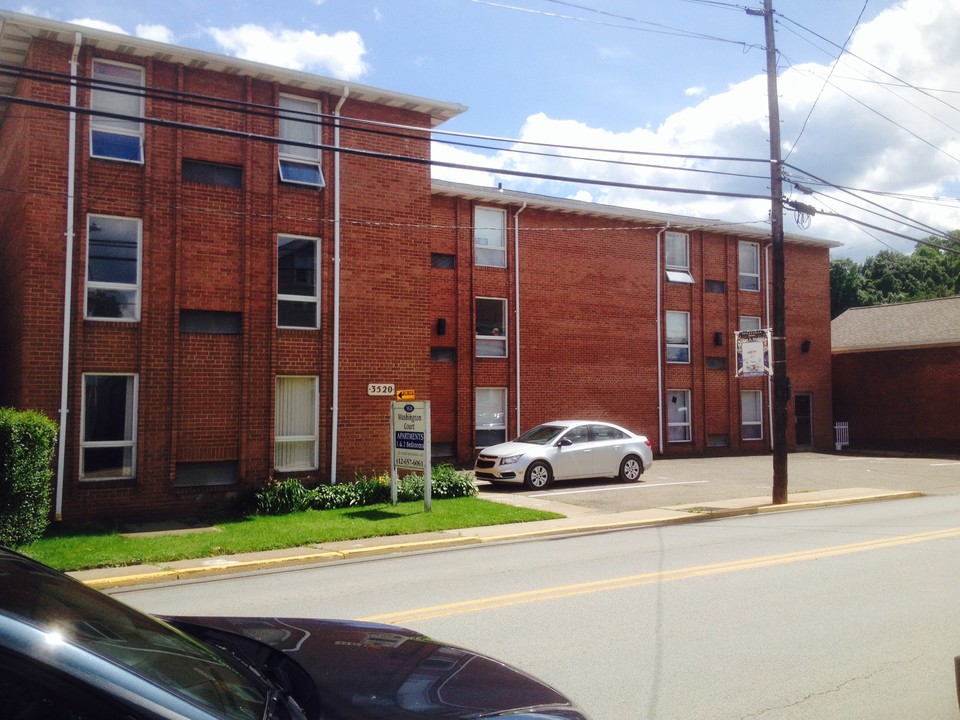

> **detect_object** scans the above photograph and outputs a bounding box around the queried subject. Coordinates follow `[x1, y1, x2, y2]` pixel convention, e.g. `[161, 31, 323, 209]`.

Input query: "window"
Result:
[431, 347, 456, 362]
[90, 60, 144, 162]
[275, 376, 318, 471]
[180, 310, 242, 335]
[278, 235, 319, 328]
[740, 315, 762, 332]
[86, 215, 141, 321]
[742, 390, 763, 440]
[81, 374, 137, 480]
[476, 388, 507, 447]
[431, 252, 455, 269]
[706, 356, 727, 370]
[666, 311, 690, 363]
[182, 159, 243, 188]
[174, 461, 238, 487]
[278, 95, 324, 187]
[665, 231, 694, 283]
[474, 207, 507, 267]
[705, 280, 726, 294]
[476, 297, 507, 357]
[667, 389, 691, 443]
[739, 241, 760, 291]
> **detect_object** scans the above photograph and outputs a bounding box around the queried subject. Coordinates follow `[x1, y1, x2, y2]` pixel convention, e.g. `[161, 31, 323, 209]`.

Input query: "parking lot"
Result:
[477, 452, 960, 514]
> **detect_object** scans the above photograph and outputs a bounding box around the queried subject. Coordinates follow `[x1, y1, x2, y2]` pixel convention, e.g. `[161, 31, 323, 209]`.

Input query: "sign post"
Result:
[390, 399, 432, 511]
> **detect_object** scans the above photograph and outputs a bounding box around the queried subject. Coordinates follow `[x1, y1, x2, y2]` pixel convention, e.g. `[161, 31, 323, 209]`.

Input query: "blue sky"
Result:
[14, 0, 960, 259]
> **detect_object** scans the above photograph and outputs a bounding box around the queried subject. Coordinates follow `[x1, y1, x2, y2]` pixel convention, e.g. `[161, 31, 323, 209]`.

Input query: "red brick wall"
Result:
[833, 346, 960, 453]
[429, 197, 834, 464]
[0, 36, 835, 523]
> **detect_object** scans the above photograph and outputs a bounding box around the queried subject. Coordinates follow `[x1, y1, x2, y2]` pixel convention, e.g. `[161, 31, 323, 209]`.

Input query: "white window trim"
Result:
[664, 231, 694, 283]
[277, 234, 320, 329]
[474, 206, 507, 268]
[90, 59, 144, 164]
[85, 214, 142, 322]
[80, 373, 138, 481]
[275, 376, 319, 472]
[739, 241, 761, 292]
[476, 296, 508, 358]
[741, 390, 764, 441]
[739, 315, 762, 332]
[278, 94, 324, 187]
[667, 389, 692, 443]
[665, 310, 690, 364]
[475, 387, 507, 448]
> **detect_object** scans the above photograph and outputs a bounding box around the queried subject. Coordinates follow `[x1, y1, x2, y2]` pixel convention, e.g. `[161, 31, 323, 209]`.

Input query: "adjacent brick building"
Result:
[0, 12, 838, 524]
[832, 297, 960, 454]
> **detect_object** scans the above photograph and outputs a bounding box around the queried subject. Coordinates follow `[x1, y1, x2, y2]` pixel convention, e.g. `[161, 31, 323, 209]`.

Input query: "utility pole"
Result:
[751, 0, 789, 504]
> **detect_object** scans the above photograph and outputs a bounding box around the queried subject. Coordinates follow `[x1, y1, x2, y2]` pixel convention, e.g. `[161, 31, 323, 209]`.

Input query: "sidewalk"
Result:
[71, 486, 922, 589]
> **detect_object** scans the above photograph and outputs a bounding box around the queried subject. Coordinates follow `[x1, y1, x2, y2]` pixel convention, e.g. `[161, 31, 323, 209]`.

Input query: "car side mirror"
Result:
[557, 438, 572, 447]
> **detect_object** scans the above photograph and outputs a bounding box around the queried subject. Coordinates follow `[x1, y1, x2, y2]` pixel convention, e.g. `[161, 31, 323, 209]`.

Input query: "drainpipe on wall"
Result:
[513, 203, 526, 435]
[54, 32, 82, 522]
[329, 88, 349, 485]
[656, 227, 667, 455]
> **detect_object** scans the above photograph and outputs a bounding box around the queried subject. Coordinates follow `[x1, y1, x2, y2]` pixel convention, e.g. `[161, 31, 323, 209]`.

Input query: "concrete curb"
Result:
[72, 488, 923, 589]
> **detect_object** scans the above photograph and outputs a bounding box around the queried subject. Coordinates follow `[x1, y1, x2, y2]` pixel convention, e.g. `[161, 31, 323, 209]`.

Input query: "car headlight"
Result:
[499, 454, 523, 465]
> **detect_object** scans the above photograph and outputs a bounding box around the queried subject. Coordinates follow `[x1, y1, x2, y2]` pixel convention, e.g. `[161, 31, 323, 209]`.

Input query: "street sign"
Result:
[395, 389, 416, 401]
[367, 383, 395, 397]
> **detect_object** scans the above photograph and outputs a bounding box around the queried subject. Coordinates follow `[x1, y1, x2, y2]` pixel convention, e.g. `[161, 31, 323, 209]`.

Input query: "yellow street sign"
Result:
[395, 389, 416, 401]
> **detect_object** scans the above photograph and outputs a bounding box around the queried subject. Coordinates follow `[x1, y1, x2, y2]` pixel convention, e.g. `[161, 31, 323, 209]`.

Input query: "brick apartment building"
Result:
[0, 12, 837, 524]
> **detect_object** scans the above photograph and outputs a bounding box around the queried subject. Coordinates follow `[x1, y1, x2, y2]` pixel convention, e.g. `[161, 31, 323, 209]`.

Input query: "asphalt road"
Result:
[479, 451, 960, 513]
[116, 490, 960, 719]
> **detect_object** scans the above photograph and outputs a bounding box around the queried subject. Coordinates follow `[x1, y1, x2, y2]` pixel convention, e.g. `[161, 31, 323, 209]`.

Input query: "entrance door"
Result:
[794, 393, 813, 447]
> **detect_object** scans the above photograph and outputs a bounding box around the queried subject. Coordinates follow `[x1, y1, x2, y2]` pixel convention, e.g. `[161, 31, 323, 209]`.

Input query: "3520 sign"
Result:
[367, 383, 395, 397]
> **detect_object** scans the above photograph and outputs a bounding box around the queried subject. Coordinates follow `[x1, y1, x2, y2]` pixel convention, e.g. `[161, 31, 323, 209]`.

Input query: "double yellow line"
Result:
[361, 526, 960, 624]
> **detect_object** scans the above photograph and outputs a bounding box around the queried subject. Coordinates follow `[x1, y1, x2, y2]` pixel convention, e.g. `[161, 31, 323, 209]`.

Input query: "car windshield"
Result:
[0, 552, 267, 720]
[515, 424, 567, 445]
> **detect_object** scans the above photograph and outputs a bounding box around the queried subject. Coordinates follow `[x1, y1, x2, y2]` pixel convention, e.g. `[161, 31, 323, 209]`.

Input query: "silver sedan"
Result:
[474, 420, 654, 490]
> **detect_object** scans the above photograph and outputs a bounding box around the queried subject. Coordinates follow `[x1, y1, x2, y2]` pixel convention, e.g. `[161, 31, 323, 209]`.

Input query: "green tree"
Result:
[829, 257, 865, 318]
[830, 232, 960, 317]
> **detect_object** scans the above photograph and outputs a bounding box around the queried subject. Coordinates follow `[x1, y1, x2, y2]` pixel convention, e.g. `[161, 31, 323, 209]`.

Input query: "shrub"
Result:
[0, 408, 58, 547]
[253, 465, 477, 516]
[253, 478, 313, 516]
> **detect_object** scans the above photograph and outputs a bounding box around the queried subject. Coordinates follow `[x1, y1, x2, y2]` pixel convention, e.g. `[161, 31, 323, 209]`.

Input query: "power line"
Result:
[1, 58, 954, 251]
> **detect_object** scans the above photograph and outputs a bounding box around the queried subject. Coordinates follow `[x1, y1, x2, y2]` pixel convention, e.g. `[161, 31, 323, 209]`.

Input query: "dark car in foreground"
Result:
[0, 547, 588, 719]
[475, 420, 654, 490]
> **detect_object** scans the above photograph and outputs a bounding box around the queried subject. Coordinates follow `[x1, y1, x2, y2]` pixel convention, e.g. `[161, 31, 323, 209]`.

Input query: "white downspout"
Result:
[513, 203, 527, 435]
[656, 227, 667, 455]
[765, 243, 773, 447]
[55, 32, 82, 521]
[330, 88, 348, 485]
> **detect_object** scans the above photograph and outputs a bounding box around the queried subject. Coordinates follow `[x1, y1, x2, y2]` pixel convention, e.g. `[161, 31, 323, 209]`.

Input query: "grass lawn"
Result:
[22, 497, 563, 572]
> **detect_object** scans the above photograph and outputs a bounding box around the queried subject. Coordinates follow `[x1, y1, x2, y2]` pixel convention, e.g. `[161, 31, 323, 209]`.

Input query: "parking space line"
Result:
[530, 480, 708, 498]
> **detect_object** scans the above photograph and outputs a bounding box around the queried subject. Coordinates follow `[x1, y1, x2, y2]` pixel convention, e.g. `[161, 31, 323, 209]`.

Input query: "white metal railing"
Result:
[834, 422, 849, 451]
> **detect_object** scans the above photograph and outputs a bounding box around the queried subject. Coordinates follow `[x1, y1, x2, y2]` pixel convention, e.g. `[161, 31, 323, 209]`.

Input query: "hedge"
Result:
[254, 464, 476, 516]
[0, 408, 58, 547]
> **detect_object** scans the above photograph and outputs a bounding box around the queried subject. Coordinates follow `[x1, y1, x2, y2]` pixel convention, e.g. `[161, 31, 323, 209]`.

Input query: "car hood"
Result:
[170, 616, 588, 720]
[477, 441, 538, 457]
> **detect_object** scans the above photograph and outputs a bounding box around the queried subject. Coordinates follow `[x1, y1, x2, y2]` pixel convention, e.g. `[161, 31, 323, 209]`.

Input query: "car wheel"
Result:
[619, 455, 644, 482]
[524, 461, 553, 490]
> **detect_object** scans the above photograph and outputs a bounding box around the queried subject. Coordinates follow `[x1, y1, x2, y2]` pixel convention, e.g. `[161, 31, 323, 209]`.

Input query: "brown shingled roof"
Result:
[831, 296, 960, 353]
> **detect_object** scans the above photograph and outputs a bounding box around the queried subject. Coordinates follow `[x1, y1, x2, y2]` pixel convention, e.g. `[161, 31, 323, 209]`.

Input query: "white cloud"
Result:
[433, 0, 960, 260]
[68, 17, 127, 34]
[684, 86, 705, 97]
[207, 24, 368, 79]
[135, 24, 175, 44]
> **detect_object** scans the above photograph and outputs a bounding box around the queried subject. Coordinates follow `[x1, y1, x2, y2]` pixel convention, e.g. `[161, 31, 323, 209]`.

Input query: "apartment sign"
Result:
[735, 329, 773, 377]
[389, 400, 432, 511]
